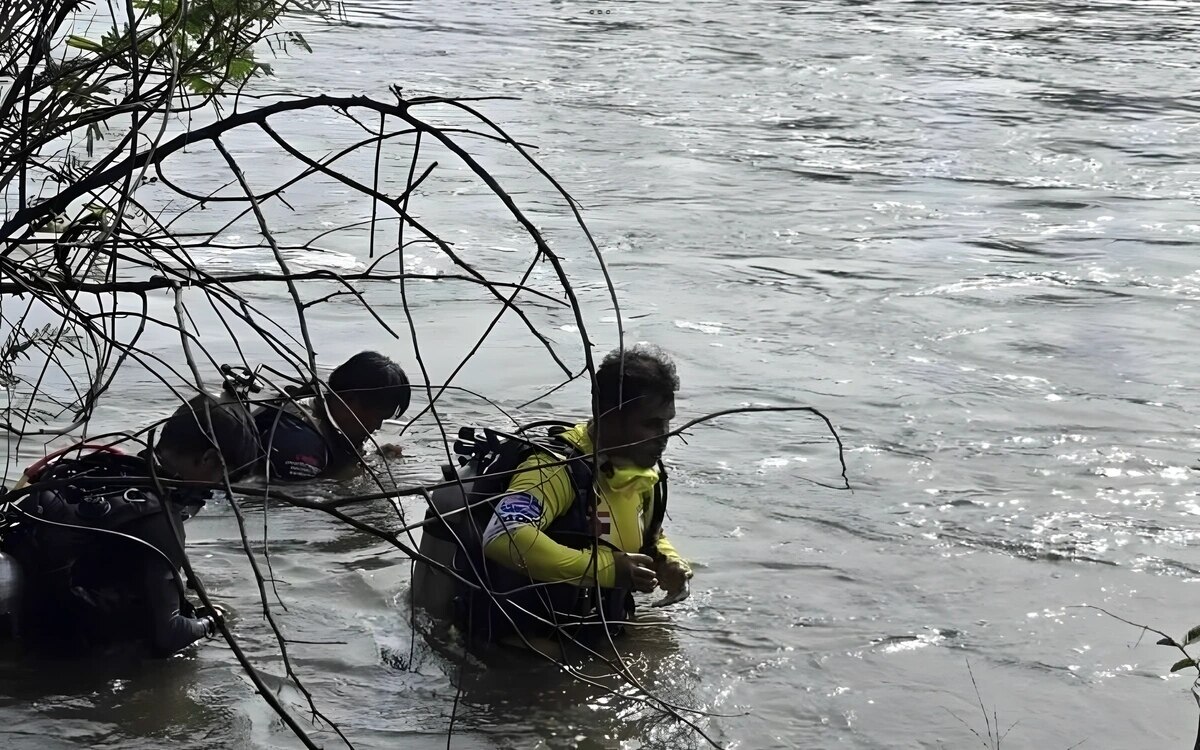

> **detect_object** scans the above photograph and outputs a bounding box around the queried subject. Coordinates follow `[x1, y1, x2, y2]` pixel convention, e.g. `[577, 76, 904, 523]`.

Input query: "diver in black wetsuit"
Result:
[0, 390, 259, 657]
[254, 351, 410, 482]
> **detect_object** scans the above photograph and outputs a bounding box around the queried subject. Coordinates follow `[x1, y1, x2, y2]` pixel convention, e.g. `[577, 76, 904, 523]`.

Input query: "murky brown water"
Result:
[5, 1, 1200, 748]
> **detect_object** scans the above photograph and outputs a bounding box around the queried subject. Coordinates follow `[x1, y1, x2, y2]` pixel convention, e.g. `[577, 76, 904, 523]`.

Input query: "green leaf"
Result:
[1171, 658, 1196, 673]
[65, 35, 104, 52]
[1184, 626, 1200, 646]
[184, 75, 214, 94]
[184, 14, 207, 37]
[1159, 636, 1180, 647]
[227, 57, 255, 80]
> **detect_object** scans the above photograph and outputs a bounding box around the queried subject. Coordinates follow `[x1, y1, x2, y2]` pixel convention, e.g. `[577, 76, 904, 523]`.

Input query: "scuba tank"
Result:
[0, 550, 22, 639]
[411, 422, 576, 626]
[1, 443, 128, 636]
[0, 443, 125, 641]
[10, 443, 126, 492]
[412, 459, 484, 623]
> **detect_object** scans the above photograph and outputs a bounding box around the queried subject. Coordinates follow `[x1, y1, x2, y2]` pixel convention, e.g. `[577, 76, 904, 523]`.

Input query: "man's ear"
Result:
[596, 406, 625, 436]
[201, 447, 223, 473]
[344, 394, 369, 418]
[326, 394, 353, 420]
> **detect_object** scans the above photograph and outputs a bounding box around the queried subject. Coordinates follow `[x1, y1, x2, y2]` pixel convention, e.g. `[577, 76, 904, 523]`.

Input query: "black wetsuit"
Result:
[0, 452, 213, 656]
[254, 398, 361, 481]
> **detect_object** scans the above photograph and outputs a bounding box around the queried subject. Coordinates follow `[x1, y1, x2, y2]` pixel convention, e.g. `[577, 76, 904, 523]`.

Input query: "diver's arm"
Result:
[479, 455, 625, 587]
[653, 533, 690, 571]
[141, 556, 213, 656]
[482, 495, 620, 588]
[641, 484, 691, 592]
[646, 525, 691, 597]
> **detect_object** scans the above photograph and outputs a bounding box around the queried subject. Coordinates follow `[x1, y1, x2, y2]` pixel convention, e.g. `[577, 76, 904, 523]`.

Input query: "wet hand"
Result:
[377, 443, 404, 459]
[613, 551, 658, 593]
[194, 602, 230, 637]
[194, 602, 230, 624]
[656, 558, 693, 595]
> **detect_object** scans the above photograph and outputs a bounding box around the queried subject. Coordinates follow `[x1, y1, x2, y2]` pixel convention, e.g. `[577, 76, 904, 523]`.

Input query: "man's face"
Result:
[331, 396, 387, 445]
[613, 395, 676, 469]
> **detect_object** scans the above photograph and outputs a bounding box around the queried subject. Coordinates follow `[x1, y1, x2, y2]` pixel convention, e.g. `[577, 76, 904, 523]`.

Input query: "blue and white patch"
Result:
[494, 492, 543, 525]
[482, 492, 543, 546]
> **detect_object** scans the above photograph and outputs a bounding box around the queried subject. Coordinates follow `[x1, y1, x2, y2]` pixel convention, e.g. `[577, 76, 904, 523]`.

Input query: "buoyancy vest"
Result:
[253, 397, 364, 481]
[1, 449, 200, 588]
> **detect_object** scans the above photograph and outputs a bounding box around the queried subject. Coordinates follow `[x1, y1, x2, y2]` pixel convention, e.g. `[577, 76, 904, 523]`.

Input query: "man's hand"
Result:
[377, 443, 404, 459]
[193, 603, 230, 638]
[194, 602, 230, 624]
[613, 551, 658, 593]
[655, 557, 692, 595]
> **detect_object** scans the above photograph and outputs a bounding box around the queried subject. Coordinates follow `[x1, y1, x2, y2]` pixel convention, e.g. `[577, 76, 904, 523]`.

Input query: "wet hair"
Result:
[158, 391, 259, 478]
[328, 351, 411, 418]
[594, 344, 680, 415]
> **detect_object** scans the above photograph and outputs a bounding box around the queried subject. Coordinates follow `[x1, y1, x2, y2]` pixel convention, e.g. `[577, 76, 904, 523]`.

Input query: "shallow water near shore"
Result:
[4, 1, 1200, 748]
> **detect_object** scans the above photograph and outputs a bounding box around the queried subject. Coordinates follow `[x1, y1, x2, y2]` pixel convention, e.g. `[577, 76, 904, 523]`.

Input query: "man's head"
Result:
[156, 392, 259, 482]
[593, 344, 679, 468]
[325, 351, 411, 445]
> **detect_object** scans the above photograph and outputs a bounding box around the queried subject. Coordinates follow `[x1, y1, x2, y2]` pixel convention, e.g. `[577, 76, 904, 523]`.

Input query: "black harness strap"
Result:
[641, 461, 669, 559]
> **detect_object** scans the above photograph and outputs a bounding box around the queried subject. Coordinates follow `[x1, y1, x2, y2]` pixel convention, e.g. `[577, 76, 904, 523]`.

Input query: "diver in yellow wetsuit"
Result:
[479, 344, 692, 641]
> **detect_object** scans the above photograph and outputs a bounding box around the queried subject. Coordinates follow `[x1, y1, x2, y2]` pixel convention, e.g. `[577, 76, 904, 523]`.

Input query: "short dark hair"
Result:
[158, 392, 259, 478]
[594, 344, 680, 415]
[328, 351, 411, 418]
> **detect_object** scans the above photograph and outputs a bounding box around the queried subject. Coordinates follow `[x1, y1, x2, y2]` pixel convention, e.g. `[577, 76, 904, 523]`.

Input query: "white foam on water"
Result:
[674, 320, 723, 334]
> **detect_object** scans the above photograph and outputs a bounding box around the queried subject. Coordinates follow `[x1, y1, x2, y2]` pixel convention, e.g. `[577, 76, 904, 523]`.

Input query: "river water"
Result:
[4, 0, 1200, 748]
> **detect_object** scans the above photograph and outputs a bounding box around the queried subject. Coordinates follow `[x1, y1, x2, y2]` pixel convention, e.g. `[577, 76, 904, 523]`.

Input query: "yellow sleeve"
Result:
[482, 452, 617, 588]
[641, 489, 689, 571]
[654, 533, 688, 571]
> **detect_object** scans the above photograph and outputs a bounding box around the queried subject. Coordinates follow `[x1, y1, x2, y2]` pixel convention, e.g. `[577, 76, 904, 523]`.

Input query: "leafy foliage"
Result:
[1185, 625, 1200, 647]
[1173, 658, 1198, 674]
[2, 0, 333, 189]
[0, 0, 332, 434]
[60, 0, 328, 95]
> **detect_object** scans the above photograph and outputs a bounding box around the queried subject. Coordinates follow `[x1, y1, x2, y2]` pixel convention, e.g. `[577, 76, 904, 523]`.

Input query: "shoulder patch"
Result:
[494, 492, 543, 525]
[482, 492, 544, 547]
